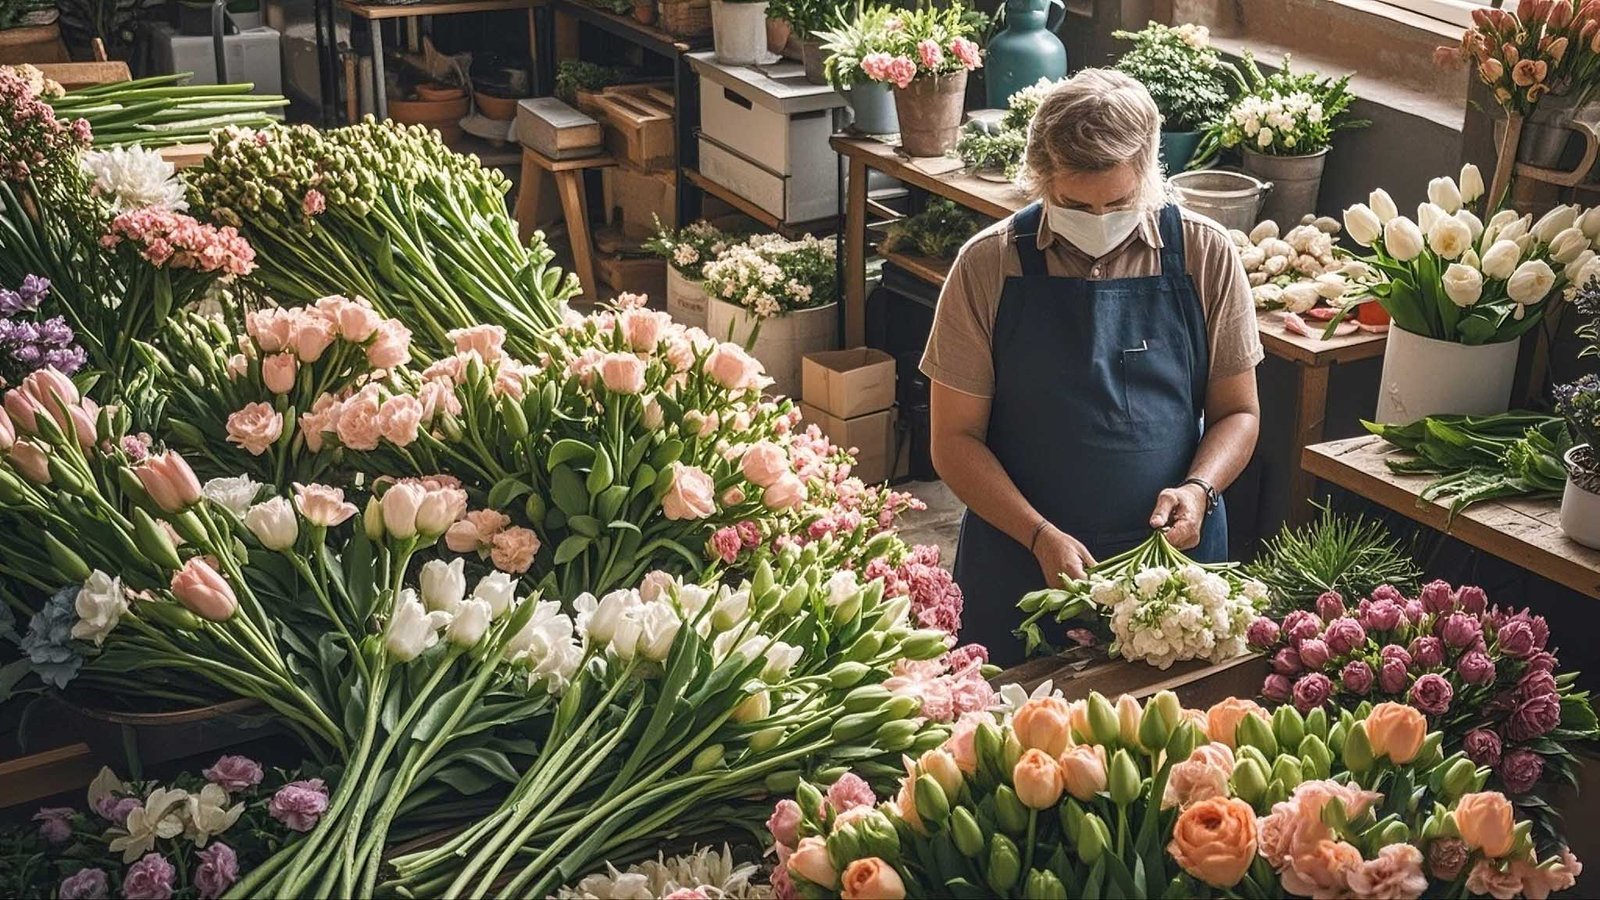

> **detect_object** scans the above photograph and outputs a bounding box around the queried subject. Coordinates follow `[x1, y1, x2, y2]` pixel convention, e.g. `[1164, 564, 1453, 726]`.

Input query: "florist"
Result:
[922, 70, 1263, 665]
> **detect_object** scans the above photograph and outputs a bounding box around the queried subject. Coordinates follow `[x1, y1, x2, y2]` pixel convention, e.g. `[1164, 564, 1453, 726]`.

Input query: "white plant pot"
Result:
[706, 298, 837, 399]
[665, 267, 708, 330]
[1560, 445, 1600, 550]
[711, 0, 769, 66]
[1373, 326, 1521, 425]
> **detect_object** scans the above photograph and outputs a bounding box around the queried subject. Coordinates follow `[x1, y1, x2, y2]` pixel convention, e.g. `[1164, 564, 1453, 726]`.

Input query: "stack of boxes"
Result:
[800, 349, 901, 484]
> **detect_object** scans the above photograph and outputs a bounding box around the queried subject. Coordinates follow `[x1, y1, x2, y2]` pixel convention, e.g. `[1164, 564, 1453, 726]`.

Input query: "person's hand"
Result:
[1033, 524, 1095, 587]
[1149, 484, 1208, 550]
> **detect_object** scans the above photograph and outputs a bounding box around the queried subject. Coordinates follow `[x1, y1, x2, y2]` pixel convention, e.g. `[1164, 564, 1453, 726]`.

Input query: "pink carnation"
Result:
[269, 778, 329, 832]
[950, 37, 982, 69]
[917, 39, 944, 69]
[824, 772, 877, 813]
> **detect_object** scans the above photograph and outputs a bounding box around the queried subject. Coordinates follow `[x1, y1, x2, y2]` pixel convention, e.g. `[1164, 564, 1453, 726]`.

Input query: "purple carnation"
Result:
[1371, 584, 1406, 604]
[122, 853, 175, 900]
[1497, 748, 1545, 794]
[1497, 620, 1537, 658]
[203, 755, 263, 792]
[1457, 585, 1488, 614]
[1457, 651, 1496, 686]
[1409, 636, 1445, 668]
[1359, 598, 1404, 632]
[1271, 646, 1304, 676]
[1292, 672, 1334, 713]
[1379, 658, 1410, 694]
[1298, 638, 1331, 670]
[1380, 644, 1412, 667]
[1507, 693, 1562, 742]
[1282, 610, 1321, 642]
[1463, 728, 1503, 767]
[1439, 612, 1482, 649]
[1323, 617, 1367, 655]
[1420, 580, 1456, 614]
[1263, 673, 1293, 703]
[1315, 590, 1346, 621]
[194, 842, 239, 900]
[1410, 673, 1455, 715]
[58, 867, 108, 900]
[1340, 660, 1374, 695]
[34, 805, 73, 844]
[94, 795, 139, 826]
[1246, 616, 1280, 649]
[269, 778, 329, 832]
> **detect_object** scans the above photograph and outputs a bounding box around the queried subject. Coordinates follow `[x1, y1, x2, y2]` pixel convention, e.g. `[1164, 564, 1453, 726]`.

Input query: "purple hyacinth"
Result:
[0, 281, 85, 386]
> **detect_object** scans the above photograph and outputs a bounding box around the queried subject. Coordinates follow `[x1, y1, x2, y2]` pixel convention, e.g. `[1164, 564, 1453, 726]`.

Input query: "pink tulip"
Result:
[3, 389, 41, 434]
[381, 482, 427, 539]
[170, 557, 238, 621]
[292, 482, 357, 527]
[415, 484, 467, 537]
[598, 352, 647, 395]
[292, 315, 335, 363]
[9, 439, 51, 483]
[762, 473, 807, 511]
[135, 451, 202, 512]
[262, 353, 298, 394]
[0, 407, 13, 450]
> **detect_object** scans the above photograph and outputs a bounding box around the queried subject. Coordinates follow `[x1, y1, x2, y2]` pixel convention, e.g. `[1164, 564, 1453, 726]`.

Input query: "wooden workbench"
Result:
[1303, 435, 1600, 599]
[998, 650, 1267, 708]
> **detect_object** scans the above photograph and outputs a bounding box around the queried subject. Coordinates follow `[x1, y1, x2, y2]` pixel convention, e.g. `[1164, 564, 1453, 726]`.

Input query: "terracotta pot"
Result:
[1355, 301, 1391, 328]
[414, 83, 465, 102]
[389, 96, 470, 146]
[765, 14, 791, 53]
[892, 70, 969, 158]
[474, 90, 520, 121]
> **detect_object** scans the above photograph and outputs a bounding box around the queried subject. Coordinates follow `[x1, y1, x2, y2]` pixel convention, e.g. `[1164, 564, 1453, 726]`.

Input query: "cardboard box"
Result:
[802, 348, 896, 419]
[607, 165, 677, 241]
[800, 402, 896, 484]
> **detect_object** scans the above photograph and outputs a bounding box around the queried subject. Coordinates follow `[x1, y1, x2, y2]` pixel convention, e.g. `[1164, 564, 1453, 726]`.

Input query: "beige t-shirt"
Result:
[920, 206, 1264, 398]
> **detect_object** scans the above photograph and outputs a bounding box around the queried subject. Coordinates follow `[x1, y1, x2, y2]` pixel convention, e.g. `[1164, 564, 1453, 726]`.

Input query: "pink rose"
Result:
[740, 441, 788, 487]
[1507, 691, 1561, 741]
[1298, 638, 1331, 670]
[292, 482, 357, 527]
[1323, 617, 1366, 655]
[1420, 580, 1455, 614]
[1409, 636, 1445, 667]
[366, 320, 412, 369]
[661, 463, 716, 520]
[261, 353, 297, 394]
[598, 352, 647, 394]
[1464, 727, 1503, 766]
[1379, 658, 1409, 694]
[269, 778, 329, 832]
[1496, 748, 1544, 794]
[762, 472, 807, 511]
[704, 342, 764, 391]
[1292, 673, 1332, 712]
[489, 526, 540, 574]
[1271, 647, 1303, 675]
[334, 388, 383, 451]
[246, 309, 295, 353]
[448, 324, 506, 362]
[1262, 673, 1293, 703]
[1457, 585, 1489, 614]
[1380, 644, 1412, 667]
[1340, 660, 1374, 695]
[1246, 616, 1279, 649]
[378, 395, 424, 447]
[1440, 611, 1482, 648]
[766, 798, 802, 848]
[1457, 650, 1496, 685]
[203, 755, 263, 792]
[225, 403, 283, 456]
[34, 806, 72, 844]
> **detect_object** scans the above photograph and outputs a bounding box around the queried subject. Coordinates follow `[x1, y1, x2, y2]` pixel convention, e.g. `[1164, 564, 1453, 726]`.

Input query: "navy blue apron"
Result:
[952, 202, 1228, 666]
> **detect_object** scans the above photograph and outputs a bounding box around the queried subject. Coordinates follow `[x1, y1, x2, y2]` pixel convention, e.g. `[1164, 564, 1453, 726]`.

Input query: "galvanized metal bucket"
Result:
[1167, 169, 1272, 233]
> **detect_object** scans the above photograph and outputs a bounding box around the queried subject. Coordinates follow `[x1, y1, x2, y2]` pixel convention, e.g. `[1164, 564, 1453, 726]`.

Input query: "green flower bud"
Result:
[779, 580, 807, 615]
[1027, 869, 1067, 900]
[44, 532, 90, 582]
[752, 558, 774, 596]
[1232, 757, 1269, 806]
[950, 806, 984, 857]
[1076, 812, 1110, 864]
[1378, 820, 1410, 847]
[1273, 705, 1306, 750]
[1239, 713, 1279, 759]
[826, 827, 861, 872]
[1328, 721, 1347, 756]
[1153, 690, 1183, 735]
[876, 719, 921, 752]
[1060, 797, 1084, 840]
[1108, 749, 1142, 806]
[901, 630, 950, 660]
[1342, 721, 1374, 774]
[1165, 720, 1203, 762]
[1264, 778, 1289, 806]
[140, 600, 204, 631]
[914, 774, 950, 826]
[1272, 754, 1304, 791]
[976, 719, 1005, 781]
[1298, 734, 1333, 781]
[1138, 700, 1172, 751]
[829, 661, 871, 689]
[691, 744, 724, 773]
[131, 507, 183, 571]
[843, 630, 883, 663]
[796, 780, 825, 820]
[986, 833, 1021, 894]
[1002, 732, 1024, 773]
[1087, 692, 1120, 746]
[1441, 757, 1478, 801]
[842, 684, 892, 714]
[994, 785, 1028, 835]
[884, 694, 921, 719]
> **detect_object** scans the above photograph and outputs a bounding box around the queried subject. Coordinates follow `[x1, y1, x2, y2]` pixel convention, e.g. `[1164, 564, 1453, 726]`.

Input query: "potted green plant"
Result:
[1555, 284, 1600, 548]
[851, 3, 986, 157]
[881, 198, 983, 260]
[1199, 54, 1364, 225]
[712, 0, 771, 65]
[773, 0, 840, 83]
[1112, 21, 1231, 173]
[819, 2, 902, 134]
[954, 76, 1061, 181]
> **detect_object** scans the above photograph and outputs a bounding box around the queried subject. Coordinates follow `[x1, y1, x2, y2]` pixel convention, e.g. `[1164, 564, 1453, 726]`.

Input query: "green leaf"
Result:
[587, 446, 615, 495]
[650, 438, 684, 470]
[487, 476, 533, 510]
[553, 534, 591, 564]
[550, 464, 590, 517]
[546, 438, 595, 471]
[412, 681, 475, 743]
[568, 515, 601, 538]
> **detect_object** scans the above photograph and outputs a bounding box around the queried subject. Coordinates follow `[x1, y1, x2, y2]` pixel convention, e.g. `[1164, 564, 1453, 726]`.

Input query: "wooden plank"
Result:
[36, 61, 131, 89]
[1257, 310, 1388, 367]
[160, 143, 212, 170]
[593, 91, 674, 171]
[0, 743, 99, 809]
[1303, 436, 1600, 598]
[880, 248, 951, 288]
[1287, 363, 1331, 528]
[341, 0, 542, 20]
[831, 134, 1030, 220]
[998, 653, 1269, 709]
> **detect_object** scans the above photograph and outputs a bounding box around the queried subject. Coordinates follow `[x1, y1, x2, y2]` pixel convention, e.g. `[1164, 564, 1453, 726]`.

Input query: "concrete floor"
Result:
[896, 479, 964, 566]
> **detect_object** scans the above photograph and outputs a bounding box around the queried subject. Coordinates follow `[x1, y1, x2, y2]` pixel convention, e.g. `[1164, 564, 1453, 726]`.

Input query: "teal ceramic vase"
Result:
[984, 0, 1067, 109]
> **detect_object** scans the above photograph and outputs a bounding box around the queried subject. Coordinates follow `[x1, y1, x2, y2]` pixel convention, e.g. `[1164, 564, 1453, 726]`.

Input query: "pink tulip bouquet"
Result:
[772, 691, 1581, 899]
[1246, 582, 1598, 841]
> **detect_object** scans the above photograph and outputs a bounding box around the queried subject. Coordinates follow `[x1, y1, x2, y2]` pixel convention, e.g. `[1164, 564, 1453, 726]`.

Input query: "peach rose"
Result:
[740, 441, 788, 487]
[662, 463, 716, 520]
[1013, 748, 1065, 810]
[1454, 792, 1515, 858]
[1057, 744, 1107, 801]
[261, 352, 298, 394]
[841, 858, 905, 900]
[786, 836, 837, 889]
[1280, 838, 1362, 898]
[1206, 697, 1267, 749]
[761, 473, 807, 511]
[1162, 743, 1234, 810]
[704, 342, 764, 391]
[449, 324, 506, 361]
[379, 395, 424, 447]
[1364, 702, 1427, 765]
[226, 403, 284, 456]
[489, 526, 540, 574]
[1168, 797, 1257, 888]
[1347, 842, 1428, 899]
[1013, 696, 1075, 757]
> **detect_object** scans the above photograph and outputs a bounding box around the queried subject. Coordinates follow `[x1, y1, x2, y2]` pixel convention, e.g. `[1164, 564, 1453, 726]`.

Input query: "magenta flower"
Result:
[708, 526, 741, 564]
[1246, 616, 1280, 649]
[1358, 598, 1403, 632]
[1315, 590, 1346, 621]
[1456, 651, 1496, 686]
[203, 755, 263, 792]
[194, 841, 239, 900]
[269, 778, 329, 832]
[1410, 673, 1455, 715]
[1439, 612, 1482, 649]
[58, 867, 108, 900]
[121, 853, 175, 900]
[1379, 658, 1409, 694]
[1340, 660, 1374, 695]
[1408, 636, 1445, 668]
[1292, 672, 1333, 712]
[1496, 619, 1536, 657]
[1323, 617, 1367, 655]
[1419, 580, 1455, 614]
[1263, 673, 1293, 703]
[1457, 585, 1488, 614]
[33, 806, 73, 844]
[1403, 598, 1427, 624]
[1271, 646, 1304, 676]
[1379, 644, 1412, 667]
[1298, 638, 1331, 670]
[1281, 610, 1321, 642]
[1371, 584, 1406, 604]
[1463, 728, 1503, 767]
[1496, 748, 1544, 794]
[1507, 692, 1561, 741]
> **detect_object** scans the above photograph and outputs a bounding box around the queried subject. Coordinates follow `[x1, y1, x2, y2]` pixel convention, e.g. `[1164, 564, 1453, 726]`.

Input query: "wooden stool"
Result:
[514, 146, 615, 300]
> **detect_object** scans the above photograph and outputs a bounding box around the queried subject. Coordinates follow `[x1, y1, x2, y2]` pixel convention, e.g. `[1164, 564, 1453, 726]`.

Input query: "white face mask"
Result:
[1045, 204, 1143, 259]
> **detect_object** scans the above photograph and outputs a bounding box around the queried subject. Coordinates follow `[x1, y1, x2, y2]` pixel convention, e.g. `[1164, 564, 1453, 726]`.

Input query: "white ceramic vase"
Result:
[706, 298, 837, 399]
[711, 0, 769, 66]
[665, 267, 708, 330]
[1373, 326, 1520, 425]
[1560, 445, 1600, 550]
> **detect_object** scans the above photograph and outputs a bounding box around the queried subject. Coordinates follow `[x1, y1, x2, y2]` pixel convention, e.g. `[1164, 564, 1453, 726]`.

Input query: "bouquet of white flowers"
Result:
[701, 234, 837, 319]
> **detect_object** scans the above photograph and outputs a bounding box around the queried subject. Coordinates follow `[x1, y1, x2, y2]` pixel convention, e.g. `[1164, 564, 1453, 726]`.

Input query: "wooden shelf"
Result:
[340, 0, 542, 20]
[832, 134, 1031, 220]
[880, 248, 951, 288]
[682, 167, 834, 238]
[1256, 309, 1388, 367]
[553, 0, 706, 57]
[1303, 436, 1600, 599]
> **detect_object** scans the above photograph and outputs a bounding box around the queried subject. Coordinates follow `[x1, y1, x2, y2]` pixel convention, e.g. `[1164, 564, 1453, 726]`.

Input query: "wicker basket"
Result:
[660, 0, 711, 36]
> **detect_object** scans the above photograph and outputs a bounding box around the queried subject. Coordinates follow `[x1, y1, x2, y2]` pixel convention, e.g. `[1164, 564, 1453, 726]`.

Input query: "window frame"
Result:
[1380, 0, 1489, 28]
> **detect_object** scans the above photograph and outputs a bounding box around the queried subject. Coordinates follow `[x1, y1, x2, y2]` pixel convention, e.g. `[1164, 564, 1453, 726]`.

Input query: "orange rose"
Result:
[841, 857, 906, 900]
[1168, 797, 1258, 888]
[1013, 697, 1075, 757]
[1454, 792, 1516, 858]
[1363, 702, 1427, 764]
[1205, 698, 1267, 749]
[1057, 744, 1107, 801]
[1013, 748, 1065, 810]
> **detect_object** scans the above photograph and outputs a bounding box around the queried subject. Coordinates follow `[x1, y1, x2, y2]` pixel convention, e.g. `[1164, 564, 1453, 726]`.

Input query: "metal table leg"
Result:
[372, 19, 388, 120]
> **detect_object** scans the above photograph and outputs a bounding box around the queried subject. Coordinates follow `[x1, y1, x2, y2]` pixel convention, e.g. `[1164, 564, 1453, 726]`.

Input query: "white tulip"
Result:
[1496, 214, 1532, 242]
[1418, 202, 1445, 234]
[419, 558, 466, 613]
[1455, 209, 1484, 241]
[1549, 226, 1589, 264]
[587, 589, 636, 645]
[1533, 204, 1579, 243]
[1282, 282, 1322, 313]
[1251, 284, 1284, 308]
[71, 570, 127, 647]
[762, 640, 804, 682]
[636, 600, 682, 662]
[1507, 259, 1556, 305]
[1487, 209, 1521, 230]
[1462, 248, 1481, 270]
[1576, 255, 1600, 289]
[1578, 205, 1600, 240]
[1459, 163, 1485, 203]
[243, 497, 298, 551]
[1428, 177, 1463, 214]
[1343, 203, 1382, 246]
[446, 597, 493, 646]
[385, 590, 451, 662]
[1427, 215, 1473, 260]
[1441, 263, 1484, 308]
[711, 588, 751, 631]
[732, 690, 771, 723]
[1516, 233, 1537, 255]
[676, 583, 713, 617]
[1383, 217, 1425, 261]
[1565, 249, 1596, 283]
[472, 571, 518, 618]
[1248, 220, 1280, 243]
[1369, 188, 1400, 223]
[1314, 273, 1349, 299]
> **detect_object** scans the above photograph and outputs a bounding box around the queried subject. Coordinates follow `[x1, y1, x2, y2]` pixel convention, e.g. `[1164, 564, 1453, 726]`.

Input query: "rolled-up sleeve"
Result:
[920, 230, 1008, 398]
[1187, 220, 1265, 379]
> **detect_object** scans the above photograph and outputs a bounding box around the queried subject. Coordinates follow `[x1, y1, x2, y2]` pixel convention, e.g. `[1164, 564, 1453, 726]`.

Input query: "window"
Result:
[1383, 0, 1491, 28]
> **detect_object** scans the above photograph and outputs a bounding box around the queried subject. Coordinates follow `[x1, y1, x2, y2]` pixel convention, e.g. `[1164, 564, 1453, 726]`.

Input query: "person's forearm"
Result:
[1186, 411, 1259, 492]
[932, 432, 1048, 549]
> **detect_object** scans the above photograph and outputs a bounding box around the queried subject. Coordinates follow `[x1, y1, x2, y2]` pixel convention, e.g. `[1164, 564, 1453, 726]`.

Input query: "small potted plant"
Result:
[1555, 284, 1600, 548]
[701, 233, 837, 397]
[852, 3, 985, 157]
[712, 0, 771, 65]
[955, 75, 1061, 182]
[1112, 21, 1232, 173]
[881, 198, 983, 260]
[819, 2, 902, 134]
[772, 0, 838, 83]
[1198, 54, 1364, 225]
[1438, 2, 1600, 168]
[643, 217, 736, 330]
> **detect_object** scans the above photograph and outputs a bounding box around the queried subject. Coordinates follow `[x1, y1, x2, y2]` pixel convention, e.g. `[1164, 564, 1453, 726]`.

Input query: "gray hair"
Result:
[1019, 68, 1170, 209]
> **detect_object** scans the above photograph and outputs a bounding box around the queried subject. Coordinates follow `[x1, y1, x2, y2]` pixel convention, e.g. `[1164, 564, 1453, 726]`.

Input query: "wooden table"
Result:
[999, 651, 1267, 708]
[1257, 312, 1388, 527]
[340, 0, 544, 120]
[1304, 435, 1600, 599]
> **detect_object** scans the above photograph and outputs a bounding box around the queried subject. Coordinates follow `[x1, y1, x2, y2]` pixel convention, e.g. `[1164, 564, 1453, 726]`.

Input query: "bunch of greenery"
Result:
[1244, 507, 1421, 614]
[881, 198, 982, 260]
[1112, 21, 1232, 133]
[554, 60, 632, 105]
[770, 0, 841, 39]
[1365, 412, 1573, 517]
